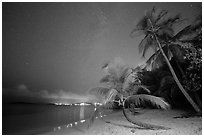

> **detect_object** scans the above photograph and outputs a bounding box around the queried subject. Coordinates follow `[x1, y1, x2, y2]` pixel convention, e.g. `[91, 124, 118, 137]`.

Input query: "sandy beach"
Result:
[43, 109, 202, 135]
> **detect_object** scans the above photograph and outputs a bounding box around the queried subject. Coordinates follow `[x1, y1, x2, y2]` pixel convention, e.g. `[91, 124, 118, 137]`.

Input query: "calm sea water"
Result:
[2, 103, 107, 135]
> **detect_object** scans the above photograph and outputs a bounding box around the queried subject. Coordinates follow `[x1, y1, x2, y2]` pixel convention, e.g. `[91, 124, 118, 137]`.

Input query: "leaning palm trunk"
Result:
[122, 106, 168, 130]
[122, 95, 170, 130]
[147, 18, 201, 113]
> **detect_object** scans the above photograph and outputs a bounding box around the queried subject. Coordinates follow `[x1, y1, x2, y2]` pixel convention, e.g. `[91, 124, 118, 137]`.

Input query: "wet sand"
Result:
[43, 109, 202, 135]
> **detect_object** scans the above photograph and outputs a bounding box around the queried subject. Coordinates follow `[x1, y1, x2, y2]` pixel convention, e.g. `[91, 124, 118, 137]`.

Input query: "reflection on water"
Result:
[2, 103, 107, 135]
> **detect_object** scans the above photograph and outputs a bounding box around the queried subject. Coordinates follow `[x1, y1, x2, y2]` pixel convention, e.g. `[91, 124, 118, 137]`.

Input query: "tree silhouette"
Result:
[131, 7, 200, 113]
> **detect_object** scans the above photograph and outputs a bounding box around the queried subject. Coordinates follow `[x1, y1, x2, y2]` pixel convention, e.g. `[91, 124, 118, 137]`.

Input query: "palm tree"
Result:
[88, 59, 170, 129]
[89, 58, 151, 106]
[143, 11, 201, 74]
[131, 8, 201, 113]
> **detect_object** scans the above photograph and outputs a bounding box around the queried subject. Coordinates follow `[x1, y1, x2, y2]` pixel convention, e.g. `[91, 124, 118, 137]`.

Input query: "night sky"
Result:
[2, 2, 201, 103]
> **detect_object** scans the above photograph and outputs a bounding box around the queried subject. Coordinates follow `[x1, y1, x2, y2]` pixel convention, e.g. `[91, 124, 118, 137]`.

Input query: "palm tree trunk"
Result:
[122, 100, 169, 130]
[148, 19, 201, 113]
[194, 92, 202, 110]
[175, 60, 202, 110]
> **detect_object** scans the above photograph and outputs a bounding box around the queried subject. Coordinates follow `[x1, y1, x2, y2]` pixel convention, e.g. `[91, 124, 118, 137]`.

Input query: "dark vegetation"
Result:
[131, 7, 202, 111]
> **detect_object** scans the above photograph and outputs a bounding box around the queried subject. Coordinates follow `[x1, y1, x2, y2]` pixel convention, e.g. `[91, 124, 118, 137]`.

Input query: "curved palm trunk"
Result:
[122, 100, 169, 130]
[148, 19, 201, 113]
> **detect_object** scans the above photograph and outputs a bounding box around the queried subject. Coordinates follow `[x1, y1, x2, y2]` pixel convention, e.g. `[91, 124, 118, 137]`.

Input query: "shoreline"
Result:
[43, 109, 202, 135]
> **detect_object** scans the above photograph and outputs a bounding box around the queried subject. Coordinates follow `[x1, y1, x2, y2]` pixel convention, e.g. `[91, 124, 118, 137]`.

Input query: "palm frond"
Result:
[139, 35, 157, 57]
[159, 14, 181, 27]
[130, 15, 150, 37]
[130, 28, 145, 38]
[125, 94, 170, 110]
[154, 9, 168, 24]
[136, 16, 149, 31]
[100, 75, 113, 84]
[146, 48, 160, 65]
[150, 6, 156, 18]
[119, 67, 131, 83]
[138, 85, 151, 94]
[101, 61, 109, 69]
[132, 85, 151, 95]
[145, 47, 164, 70]
[106, 60, 130, 83]
[174, 22, 201, 41]
[104, 88, 119, 104]
[173, 25, 191, 40]
[89, 87, 120, 105]
[89, 87, 110, 101]
[138, 35, 149, 54]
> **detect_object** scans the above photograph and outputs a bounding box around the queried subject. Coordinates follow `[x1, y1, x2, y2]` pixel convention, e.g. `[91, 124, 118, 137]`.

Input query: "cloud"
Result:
[17, 84, 28, 91]
[39, 90, 50, 98]
[3, 84, 98, 104]
[41, 89, 97, 103]
[2, 84, 33, 97]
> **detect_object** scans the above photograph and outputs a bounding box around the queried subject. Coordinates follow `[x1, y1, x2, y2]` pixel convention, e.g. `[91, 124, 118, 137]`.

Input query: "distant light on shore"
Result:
[80, 119, 86, 123]
[94, 102, 103, 106]
[80, 102, 85, 106]
[54, 103, 71, 106]
[54, 103, 63, 105]
[54, 102, 98, 106]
